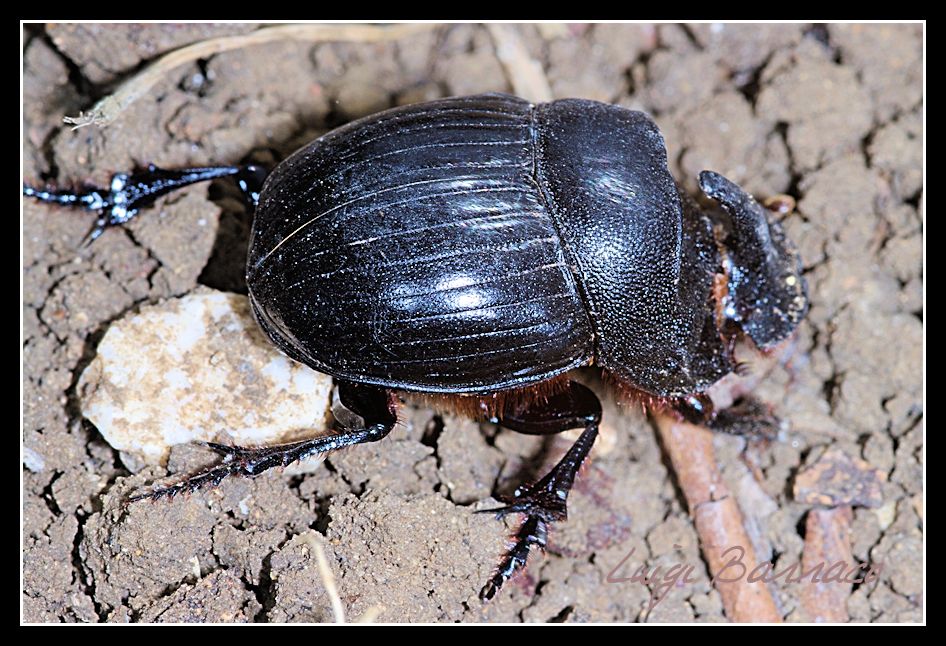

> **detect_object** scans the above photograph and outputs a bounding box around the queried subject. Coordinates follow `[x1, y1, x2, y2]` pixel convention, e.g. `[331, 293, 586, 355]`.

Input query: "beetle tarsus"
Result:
[204, 441, 254, 459]
[128, 382, 396, 504]
[480, 515, 548, 601]
[127, 462, 234, 503]
[128, 427, 392, 502]
[24, 164, 268, 242]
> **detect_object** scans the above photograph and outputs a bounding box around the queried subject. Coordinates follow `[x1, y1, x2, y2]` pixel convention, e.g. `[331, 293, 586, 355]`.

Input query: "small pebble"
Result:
[79, 288, 334, 469]
[793, 447, 886, 508]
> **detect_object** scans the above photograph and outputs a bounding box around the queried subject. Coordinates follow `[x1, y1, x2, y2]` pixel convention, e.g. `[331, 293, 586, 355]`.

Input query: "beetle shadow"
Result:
[197, 178, 254, 294]
[195, 120, 341, 295]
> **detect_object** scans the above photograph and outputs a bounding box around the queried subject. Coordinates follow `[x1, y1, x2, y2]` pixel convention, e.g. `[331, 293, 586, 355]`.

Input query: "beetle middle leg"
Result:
[476, 380, 602, 600]
[128, 380, 397, 502]
[24, 163, 268, 244]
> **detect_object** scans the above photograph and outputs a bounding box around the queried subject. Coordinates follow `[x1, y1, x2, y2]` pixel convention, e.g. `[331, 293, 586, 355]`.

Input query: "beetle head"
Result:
[700, 171, 809, 350]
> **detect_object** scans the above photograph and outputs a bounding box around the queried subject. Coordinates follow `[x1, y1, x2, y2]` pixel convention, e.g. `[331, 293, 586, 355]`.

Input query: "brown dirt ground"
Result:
[22, 23, 923, 623]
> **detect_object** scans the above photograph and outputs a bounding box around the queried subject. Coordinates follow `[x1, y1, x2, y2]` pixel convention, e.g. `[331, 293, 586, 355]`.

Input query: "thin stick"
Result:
[64, 23, 438, 130]
[799, 507, 853, 622]
[655, 415, 783, 622]
[301, 530, 346, 624]
[486, 24, 553, 104]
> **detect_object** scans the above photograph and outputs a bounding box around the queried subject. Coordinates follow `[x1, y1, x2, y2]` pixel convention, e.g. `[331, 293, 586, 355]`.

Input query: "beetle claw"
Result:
[203, 441, 254, 460]
[474, 502, 528, 520]
[79, 219, 109, 247]
[477, 490, 567, 523]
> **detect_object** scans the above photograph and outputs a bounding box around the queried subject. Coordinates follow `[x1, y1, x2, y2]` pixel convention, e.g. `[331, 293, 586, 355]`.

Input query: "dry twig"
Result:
[486, 24, 553, 104]
[799, 507, 854, 622]
[655, 415, 782, 622]
[64, 23, 437, 129]
[301, 530, 346, 623]
[300, 530, 382, 623]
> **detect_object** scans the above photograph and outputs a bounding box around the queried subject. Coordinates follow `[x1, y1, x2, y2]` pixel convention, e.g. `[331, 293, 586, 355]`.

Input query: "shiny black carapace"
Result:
[25, 93, 808, 600]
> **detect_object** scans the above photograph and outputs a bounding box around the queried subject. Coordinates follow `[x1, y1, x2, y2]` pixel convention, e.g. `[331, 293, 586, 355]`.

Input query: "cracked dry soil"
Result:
[22, 23, 923, 623]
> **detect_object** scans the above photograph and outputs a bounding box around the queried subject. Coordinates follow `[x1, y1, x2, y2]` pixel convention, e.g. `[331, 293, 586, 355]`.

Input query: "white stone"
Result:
[79, 288, 334, 472]
[23, 446, 45, 473]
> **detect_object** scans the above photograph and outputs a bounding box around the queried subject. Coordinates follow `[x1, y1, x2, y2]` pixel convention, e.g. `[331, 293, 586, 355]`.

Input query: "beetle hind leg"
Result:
[476, 380, 601, 600]
[128, 381, 397, 503]
[24, 164, 267, 244]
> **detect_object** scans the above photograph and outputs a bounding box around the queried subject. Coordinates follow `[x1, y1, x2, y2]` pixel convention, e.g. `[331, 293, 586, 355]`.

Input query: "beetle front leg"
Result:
[706, 395, 780, 439]
[24, 164, 268, 244]
[476, 380, 601, 601]
[671, 392, 779, 440]
[128, 381, 397, 503]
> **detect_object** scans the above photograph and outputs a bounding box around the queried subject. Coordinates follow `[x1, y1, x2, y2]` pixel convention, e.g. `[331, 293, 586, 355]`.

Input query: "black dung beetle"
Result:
[24, 93, 808, 601]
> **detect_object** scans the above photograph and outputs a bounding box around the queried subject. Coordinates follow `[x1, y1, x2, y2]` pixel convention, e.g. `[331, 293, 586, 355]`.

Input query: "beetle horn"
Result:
[699, 171, 809, 350]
